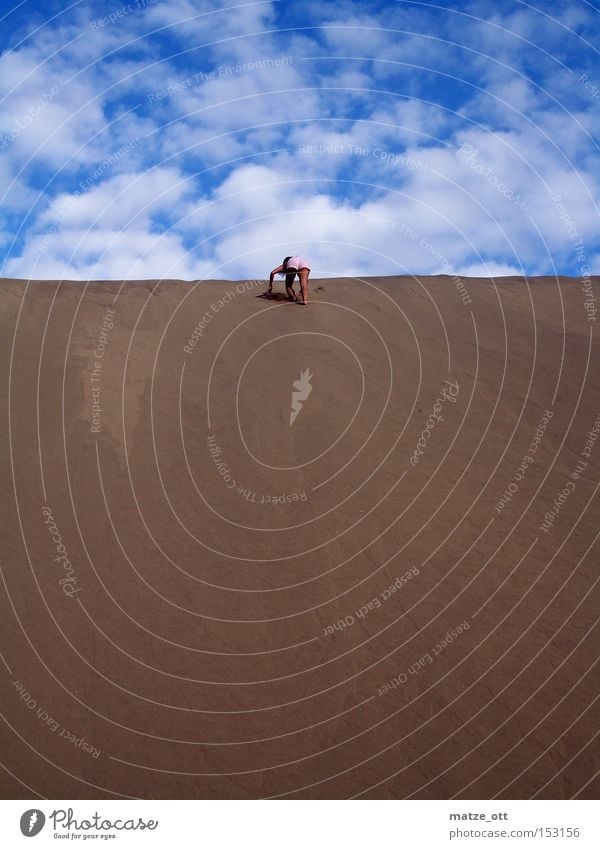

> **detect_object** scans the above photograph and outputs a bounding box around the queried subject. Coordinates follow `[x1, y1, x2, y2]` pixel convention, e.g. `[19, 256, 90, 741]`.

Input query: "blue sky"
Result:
[0, 0, 598, 280]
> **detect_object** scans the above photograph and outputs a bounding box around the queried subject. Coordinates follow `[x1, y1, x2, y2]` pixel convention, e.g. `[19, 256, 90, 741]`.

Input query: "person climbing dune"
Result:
[266, 255, 311, 304]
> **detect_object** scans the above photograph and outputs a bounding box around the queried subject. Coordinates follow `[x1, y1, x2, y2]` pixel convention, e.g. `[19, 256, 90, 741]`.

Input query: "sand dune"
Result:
[1, 273, 598, 799]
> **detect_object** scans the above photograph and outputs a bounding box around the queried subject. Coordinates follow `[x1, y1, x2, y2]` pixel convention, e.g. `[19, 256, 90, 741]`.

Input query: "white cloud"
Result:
[146, 0, 276, 49]
[5, 226, 197, 281]
[5, 165, 197, 279]
[39, 166, 192, 228]
[454, 260, 526, 277]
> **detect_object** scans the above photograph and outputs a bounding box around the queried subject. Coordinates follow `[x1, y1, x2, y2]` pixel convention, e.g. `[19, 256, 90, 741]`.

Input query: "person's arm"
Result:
[267, 265, 283, 292]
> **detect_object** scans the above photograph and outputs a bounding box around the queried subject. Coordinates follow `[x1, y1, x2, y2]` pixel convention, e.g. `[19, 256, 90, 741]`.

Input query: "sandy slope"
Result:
[1, 273, 598, 799]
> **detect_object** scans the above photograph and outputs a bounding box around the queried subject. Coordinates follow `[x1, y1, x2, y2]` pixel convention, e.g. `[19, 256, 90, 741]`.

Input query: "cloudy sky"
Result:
[0, 0, 598, 280]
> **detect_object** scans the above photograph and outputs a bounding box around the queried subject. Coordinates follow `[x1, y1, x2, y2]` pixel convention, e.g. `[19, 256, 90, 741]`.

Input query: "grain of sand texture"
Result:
[1, 274, 599, 800]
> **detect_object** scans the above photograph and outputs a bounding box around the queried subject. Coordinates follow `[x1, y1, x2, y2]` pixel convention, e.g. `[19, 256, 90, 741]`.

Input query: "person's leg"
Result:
[285, 272, 297, 300]
[298, 268, 310, 304]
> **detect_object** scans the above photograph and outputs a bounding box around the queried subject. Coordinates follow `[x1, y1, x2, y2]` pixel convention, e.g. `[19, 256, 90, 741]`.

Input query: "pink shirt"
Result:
[285, 256, 310, 270]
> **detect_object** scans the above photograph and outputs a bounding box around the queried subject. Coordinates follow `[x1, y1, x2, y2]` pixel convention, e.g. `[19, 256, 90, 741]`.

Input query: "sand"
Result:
[0, 273, 598, 799]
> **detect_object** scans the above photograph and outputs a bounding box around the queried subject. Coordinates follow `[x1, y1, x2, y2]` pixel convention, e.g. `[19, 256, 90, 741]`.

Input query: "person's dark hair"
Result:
[278, 256, 292, 277]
